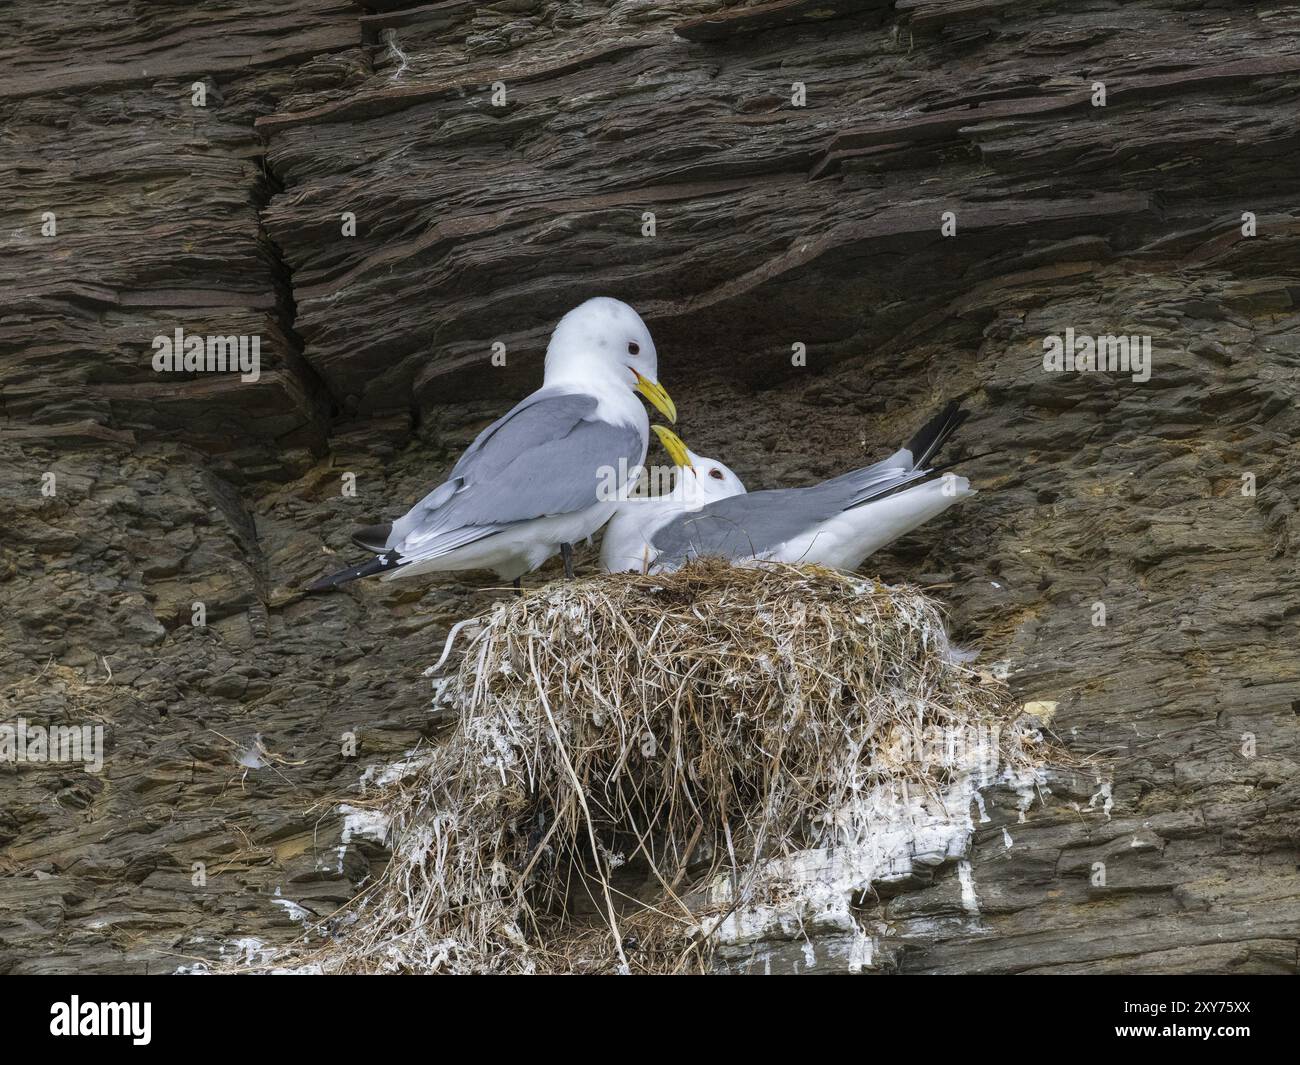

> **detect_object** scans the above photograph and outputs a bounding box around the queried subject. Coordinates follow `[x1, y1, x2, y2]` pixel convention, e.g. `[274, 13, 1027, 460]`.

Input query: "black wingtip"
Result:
[305, 570, 346, 593]
[905, 400, 969, 469]
[351, 522, 393, 553]
[305, 551, 403, 592]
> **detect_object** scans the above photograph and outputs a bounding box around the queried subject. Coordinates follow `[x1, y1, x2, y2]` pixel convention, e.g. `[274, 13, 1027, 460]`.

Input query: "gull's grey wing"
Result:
[653, 401, 970, 566]
[648, 482, 863, 565]
[650, 470, 923, 565]
[389, 390, 643, 561]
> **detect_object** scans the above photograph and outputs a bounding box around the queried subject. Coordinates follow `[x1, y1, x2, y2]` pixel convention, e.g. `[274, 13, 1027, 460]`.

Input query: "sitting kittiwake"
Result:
[600, 426, 746, 573]
[307, 297, 676, 591]
[634, 401, 974, 573]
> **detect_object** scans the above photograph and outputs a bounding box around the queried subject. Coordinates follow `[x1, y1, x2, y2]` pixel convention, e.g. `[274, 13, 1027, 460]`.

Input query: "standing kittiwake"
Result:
[600, 426, 746, 573]
[631, 401, 974, 573]
[307, 297, 676, 591]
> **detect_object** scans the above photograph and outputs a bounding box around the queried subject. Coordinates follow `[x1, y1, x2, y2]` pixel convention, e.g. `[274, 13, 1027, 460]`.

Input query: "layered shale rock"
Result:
[1, 0, 1297, 973]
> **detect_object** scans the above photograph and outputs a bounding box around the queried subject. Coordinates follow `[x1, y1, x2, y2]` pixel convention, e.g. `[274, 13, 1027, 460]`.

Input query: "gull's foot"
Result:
[561, 542, 575, 580]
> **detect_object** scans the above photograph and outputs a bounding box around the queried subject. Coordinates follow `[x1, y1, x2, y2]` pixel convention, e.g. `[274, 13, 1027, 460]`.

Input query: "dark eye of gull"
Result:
[709, 468, 725, 480]
[627, 341, 640, 355]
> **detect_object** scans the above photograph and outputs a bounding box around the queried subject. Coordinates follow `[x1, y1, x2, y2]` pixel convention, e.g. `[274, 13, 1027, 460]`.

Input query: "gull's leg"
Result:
[561, 542, 575, 580]
[512, 577, 522, 597]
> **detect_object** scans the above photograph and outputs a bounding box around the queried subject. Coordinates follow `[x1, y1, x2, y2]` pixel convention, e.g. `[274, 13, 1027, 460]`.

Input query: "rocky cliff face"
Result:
[2, 0, 1297, 974]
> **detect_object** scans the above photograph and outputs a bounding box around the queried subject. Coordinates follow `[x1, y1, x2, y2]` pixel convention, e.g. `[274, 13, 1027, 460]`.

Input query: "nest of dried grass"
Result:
[272, 561, 1047, 974]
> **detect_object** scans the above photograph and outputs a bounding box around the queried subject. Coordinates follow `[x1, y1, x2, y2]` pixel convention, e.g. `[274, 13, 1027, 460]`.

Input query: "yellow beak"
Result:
[651, 425, 692, 469]
[633, 371, 677, 424]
